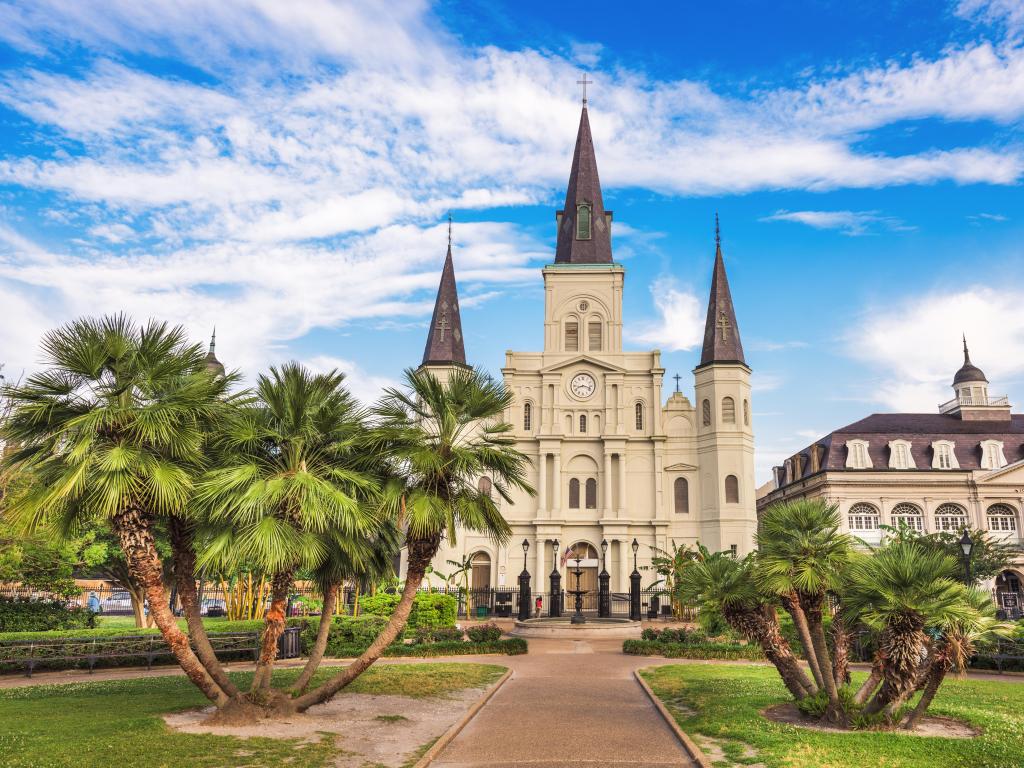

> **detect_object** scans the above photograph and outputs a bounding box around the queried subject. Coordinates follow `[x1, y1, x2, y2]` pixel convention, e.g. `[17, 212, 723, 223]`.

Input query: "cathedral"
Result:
[411, 103, 758, 597]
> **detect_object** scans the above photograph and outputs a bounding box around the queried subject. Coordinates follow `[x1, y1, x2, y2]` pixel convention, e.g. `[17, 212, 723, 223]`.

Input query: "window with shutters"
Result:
[702, 399, 711, 426]
[888, 440, 915, 470]
[585, 478, 597, 509]
[725, 475, 739, 503]
[568, 478, 580, 509]
[722, 397, 736, 424]
[588, 321, 602, 351]
[674, 477, 689, 514]
[565, 321, 579, 352]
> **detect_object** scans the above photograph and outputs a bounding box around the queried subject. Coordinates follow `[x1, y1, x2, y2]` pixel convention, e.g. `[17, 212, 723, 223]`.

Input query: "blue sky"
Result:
[0, 0, 1022, 482]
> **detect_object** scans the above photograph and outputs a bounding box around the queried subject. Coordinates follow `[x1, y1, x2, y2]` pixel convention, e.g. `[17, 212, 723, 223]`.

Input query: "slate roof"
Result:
[421, 241, 467, 367]
[554, 106, 613, 264]
[697, 218, 746, 368]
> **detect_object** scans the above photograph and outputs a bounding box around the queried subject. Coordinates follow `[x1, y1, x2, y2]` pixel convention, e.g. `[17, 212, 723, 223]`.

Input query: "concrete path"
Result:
[430, 638, 696, 768]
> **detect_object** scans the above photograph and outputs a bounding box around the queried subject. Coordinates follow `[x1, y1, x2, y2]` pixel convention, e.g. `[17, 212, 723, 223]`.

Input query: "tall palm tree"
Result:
[756, 499, 852, 722]
[0, 315, 234, 706]
[678, 549, 815, 701]
[293, 367, 533, 711]
[843, 539, 975, 721]
[194, 363, 380, 696]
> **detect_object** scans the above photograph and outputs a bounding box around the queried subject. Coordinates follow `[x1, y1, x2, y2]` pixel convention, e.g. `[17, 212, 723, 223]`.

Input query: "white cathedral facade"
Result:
[409, 104, 758, 596]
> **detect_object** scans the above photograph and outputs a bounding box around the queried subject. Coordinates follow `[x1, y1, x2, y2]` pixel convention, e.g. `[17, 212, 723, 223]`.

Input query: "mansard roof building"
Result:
[759, 339, 1024, 616]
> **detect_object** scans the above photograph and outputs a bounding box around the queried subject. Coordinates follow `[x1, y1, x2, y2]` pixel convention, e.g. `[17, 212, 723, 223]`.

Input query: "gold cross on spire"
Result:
[717, 310, 731, 342]
[576, 72, 593, 105]
[436, 312, 450, 343]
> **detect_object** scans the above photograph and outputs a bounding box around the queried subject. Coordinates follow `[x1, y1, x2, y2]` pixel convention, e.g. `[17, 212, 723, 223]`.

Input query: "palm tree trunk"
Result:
[780, 593, 822, 693]
[865, 622, 924, 718]
[725, 604, 814, 700]
[111, 505, 227, 707]
[853, 655, 883, 705]
[802, 593, 843, 721]
[902, 660, 947, 730]
[294, 536, 436, 712]
[168, 518, 240, 698]
[251, 568, 294, 692]
[830, 615, 852, 686]
[290, 583, 339, 695]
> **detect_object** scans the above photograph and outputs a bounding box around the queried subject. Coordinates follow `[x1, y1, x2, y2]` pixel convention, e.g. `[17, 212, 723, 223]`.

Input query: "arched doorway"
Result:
[563, 542, 600, 612]
[994, 569, 1023, 619]
[468, 551, 492, 618]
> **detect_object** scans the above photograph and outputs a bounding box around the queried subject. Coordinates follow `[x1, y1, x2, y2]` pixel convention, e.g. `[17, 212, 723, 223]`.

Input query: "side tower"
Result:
[693, 218, 757, 554]
[420, 221, 469, 385]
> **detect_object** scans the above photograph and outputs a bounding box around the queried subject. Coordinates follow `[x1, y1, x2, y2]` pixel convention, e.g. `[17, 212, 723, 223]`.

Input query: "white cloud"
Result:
[845, 287, 1024, 411]
[305, 354, 398, 406]
[629, 277, 704, 352]
[761, 209, 912, 236]
[957, 0, 1024, 38]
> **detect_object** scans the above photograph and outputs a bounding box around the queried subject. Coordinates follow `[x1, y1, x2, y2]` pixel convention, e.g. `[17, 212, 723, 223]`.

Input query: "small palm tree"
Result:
[194, 363, 380, 696]
[756, 499, 853, 722]
[1, 315, 234, 706]
[294, 367, 533, 711]
[678, 550, 815, 700]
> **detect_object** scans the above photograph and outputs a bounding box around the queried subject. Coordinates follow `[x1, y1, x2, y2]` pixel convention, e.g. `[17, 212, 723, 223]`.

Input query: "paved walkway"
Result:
[430, 638, 696, 768]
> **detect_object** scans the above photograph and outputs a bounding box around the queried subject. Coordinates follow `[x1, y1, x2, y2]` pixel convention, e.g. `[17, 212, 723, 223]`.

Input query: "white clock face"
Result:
[570, 373, 596, 399]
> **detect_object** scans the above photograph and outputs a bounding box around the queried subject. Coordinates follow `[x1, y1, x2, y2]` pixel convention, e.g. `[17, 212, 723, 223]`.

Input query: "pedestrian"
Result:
[87, 591, 101, 614]
[534, 595, 542, 618]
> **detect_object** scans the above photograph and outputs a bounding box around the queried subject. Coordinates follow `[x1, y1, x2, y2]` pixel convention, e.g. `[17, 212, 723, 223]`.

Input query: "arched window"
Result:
[576, 204, 592, 240]
[635, 402, 644, 430]
[722, 397, 736, 424]
[724, 475, 739, 503]
[987, 504, 1018, 533]
[579, 414, 587, 434]
[934, 503, 968, 532]
[743, 399, 750, 426]
[523, 402, 532, 431]
[674, 477, 689, 514]
[585, 478, 597, 509]
[565, 321, 579, 352]
[890, 502, 924, 532]
[848, 503, 879, 531]
[588, 321, 602, 351]
[702, 399, 711, 427]
[478, 477, 492, 497]
[568, 478, 580, 509]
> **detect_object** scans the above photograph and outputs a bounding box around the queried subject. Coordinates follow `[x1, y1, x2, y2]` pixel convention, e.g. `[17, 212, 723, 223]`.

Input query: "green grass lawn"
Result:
[0, 663, 506, 768]
[641, 664, 1024, 768]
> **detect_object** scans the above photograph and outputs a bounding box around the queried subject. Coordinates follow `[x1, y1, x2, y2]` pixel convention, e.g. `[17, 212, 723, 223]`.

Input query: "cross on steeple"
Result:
[715, 212, 721, 249]
[436, 312, 450, 343]
[576, 72, 593, 105]
[673, 373, 682, 393]
[717, 310, 731, 341]
[448, 212, 452, 249]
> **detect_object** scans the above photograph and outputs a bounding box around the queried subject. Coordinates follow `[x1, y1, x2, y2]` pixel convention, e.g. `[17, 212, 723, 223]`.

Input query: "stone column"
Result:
[617, 453, 627, 517]
[552, 452, 562, 515]
[537, 453, 547, 518]
[618, 539, 629, 592]
[535, 538, 545, 588]
[603, 450, 613, 518]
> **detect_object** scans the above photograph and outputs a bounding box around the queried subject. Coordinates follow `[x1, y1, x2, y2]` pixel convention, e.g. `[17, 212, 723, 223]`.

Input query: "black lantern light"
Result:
[631, 537, 639, 571]
[522, 538, 530, 571]
[600, 538, 608, 568]
[959, 529, 974, 584]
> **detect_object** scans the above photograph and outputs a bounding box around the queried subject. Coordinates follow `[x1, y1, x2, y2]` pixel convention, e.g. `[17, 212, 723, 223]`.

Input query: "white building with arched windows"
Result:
[759, 339, 1024, 615]
[411, 104, 758, 596]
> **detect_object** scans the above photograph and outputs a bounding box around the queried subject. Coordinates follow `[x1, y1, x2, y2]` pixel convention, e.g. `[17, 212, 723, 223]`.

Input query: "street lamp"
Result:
[959, 529, 974, 584]
[600, 539, 608, 569]
[549, 539, 561, 618]
[629, 538, 641, 621]
[518, 538, 531, 621]
[598, 538, 610, 618]
[631, 537, 639, 571]
[522, 538, 530, 571]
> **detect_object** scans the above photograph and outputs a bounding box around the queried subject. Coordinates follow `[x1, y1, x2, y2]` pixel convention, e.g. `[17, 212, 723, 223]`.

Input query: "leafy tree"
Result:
[879, 523, 1016, 584]
[293, 367, 532, 712]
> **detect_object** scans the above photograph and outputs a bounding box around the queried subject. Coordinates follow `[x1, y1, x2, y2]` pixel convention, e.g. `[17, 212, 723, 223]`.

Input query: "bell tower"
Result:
[420, 218, 469, 384]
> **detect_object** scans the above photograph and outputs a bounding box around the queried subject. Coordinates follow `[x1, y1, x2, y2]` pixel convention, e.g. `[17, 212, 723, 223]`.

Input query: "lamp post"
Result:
[598, 538, 610, 618]
[959, 529, 974, 585]
[518, 538, 531, 621]
[549, 538, 561, 618]
[629, 537, 641, 621]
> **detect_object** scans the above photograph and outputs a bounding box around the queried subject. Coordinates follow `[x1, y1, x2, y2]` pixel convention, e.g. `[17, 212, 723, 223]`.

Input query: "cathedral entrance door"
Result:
[564, 543, 600, 612]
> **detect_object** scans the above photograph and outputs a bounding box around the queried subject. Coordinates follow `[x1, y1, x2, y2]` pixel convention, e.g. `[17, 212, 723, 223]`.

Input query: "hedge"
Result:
[357, 592, 457, 629]
[622, 639, 764, 660]
[0, 619, 269, 643]
[328, 638, 527, 658]
[0, 597, 97, 633]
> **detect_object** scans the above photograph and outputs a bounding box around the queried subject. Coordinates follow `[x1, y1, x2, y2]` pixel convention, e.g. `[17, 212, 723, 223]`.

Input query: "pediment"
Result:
[664, 462, 698, 472]
[539, 355, 626, 374]
[978, 458, 1024, 485]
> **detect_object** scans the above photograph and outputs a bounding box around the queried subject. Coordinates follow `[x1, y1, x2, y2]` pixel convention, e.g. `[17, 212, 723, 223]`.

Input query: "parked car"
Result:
[100, 591, 132, 613]
[200, 598, 227, 617]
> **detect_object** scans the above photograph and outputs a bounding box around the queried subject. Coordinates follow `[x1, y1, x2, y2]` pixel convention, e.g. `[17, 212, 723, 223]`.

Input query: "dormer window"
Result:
[845, 439, 872, 469]
[931, 440, 959, 469]
[981, 439, 1007, 470]
[576, 204, 592, 240]
[888, 440, 915, 470]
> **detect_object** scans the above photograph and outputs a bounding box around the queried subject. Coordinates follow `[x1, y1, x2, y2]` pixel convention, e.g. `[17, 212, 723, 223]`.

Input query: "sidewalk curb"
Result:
[634, 670, 712, 768]
[411, 667, 513, 768]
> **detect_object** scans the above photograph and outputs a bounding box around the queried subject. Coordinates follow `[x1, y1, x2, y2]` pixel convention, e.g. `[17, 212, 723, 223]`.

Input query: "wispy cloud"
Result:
[968, 212, 1009, 223]
[761, 209, 913, 236]
[628, 277, 704, 352]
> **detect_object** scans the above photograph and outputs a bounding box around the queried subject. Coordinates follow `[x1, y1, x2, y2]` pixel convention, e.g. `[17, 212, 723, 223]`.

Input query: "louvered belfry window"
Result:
[588, 321, 602, 351]
[565, 322, 579, 352]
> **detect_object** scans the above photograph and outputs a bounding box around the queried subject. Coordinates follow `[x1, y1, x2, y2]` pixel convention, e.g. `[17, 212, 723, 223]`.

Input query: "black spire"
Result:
[698, 216, 746, 368]
[953, 335, 987, 385]
[554, 104, 613, 264]
[421, 223, 467, 367]
[204, 329, 225, 377]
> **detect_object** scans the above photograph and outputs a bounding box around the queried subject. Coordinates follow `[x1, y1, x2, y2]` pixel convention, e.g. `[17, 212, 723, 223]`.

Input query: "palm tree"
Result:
[0, 315, 234, 706]
[678, 549, 815, 700]
[293, 366, 533, 711]
[194, 363, 380, 697]
[843, 539, 975, 721]
[756, 499, 852, 722]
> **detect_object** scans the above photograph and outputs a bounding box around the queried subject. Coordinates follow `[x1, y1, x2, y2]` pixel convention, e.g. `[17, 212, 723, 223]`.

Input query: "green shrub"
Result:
[0, 597, 97, 632]
[411, 625, 463, 644]
[357, 592, 457, 629]
[622, 639, 763, 660]
[329, 638, 527, 658]
[466, 622, 502, 643]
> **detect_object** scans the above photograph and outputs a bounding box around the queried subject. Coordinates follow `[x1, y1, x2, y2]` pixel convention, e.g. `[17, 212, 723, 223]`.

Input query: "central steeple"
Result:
[554, 105, 613, 264]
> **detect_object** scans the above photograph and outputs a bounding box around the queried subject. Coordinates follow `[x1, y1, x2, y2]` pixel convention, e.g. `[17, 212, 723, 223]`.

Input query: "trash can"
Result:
[475, 605, 489, 619]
